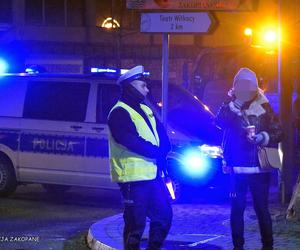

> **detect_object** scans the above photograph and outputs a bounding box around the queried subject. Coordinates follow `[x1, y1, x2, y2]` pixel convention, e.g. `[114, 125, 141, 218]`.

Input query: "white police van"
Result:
[0, 68, 224, 198]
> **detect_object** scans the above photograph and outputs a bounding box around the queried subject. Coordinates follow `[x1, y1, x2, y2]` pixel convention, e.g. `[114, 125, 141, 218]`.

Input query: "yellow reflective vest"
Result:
[108, 101, 160, 182]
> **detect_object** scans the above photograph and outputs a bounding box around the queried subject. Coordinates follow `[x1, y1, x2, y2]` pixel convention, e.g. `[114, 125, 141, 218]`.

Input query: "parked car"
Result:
[148, 81, 227, 199]
[0, 68, 225, 200]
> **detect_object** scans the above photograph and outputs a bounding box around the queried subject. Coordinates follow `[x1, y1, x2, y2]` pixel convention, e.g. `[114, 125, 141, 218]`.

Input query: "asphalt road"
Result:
[0, 183, 229, 250]
[1, 182, 300, 250]
[0, 184, 123, 250]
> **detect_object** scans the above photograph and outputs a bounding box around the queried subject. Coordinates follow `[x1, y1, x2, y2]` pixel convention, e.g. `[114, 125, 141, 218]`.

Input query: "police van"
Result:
[0, 67, 224, 199]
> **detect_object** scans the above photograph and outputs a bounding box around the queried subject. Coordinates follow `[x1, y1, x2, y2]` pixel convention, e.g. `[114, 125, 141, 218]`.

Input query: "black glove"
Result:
[156, 156, 167, 173]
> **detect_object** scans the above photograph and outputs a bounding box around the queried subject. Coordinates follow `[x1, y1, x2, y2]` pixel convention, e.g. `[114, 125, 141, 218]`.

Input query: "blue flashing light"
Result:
[181, 149, 210, 178]
[120, 68, 150, 76]
[91, 67, 150, 78]
[91, 67, 117, 74]
[120, 69, 129, 75]
[25, 65, 46, 74]
[91, 67, 150, 77]
[25, 67, 38, 74]
[0, 58, 8, 74]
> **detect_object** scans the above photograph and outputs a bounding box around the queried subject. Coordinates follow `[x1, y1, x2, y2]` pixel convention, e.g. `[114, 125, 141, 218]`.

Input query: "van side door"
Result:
[82, 82, 120, 189]
[19, 79, 90, 186]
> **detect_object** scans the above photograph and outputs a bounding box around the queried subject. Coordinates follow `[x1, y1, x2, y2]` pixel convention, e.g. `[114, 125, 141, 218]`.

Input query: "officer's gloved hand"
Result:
[156, 152, 168, 176]
[248, 132, 264, 145]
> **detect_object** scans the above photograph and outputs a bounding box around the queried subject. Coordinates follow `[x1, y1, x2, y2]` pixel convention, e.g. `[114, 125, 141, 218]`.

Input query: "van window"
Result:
[0, 78, 26, 117]
[96, 84, 120, 123]
[23, 81, 89, 122]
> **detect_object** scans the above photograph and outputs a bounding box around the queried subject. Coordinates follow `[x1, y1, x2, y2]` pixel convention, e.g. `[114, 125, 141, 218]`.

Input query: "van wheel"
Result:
[42, 184, 71, 193]
[0, 158, 17, 197]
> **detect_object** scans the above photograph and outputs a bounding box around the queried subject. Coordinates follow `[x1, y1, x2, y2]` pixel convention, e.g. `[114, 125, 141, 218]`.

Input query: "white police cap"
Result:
[117, 65, 147, 85]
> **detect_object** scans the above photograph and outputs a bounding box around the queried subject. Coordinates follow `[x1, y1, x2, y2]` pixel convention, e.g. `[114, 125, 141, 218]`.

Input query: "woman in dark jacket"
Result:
[216, 68, 283, 250]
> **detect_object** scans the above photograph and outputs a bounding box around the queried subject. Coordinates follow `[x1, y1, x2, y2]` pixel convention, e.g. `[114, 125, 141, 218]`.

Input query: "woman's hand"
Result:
[247, 133, 264, 145]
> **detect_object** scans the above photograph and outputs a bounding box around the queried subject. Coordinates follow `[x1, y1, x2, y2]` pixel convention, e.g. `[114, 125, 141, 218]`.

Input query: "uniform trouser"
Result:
[230, 173, 273, 250]
[119, 177, 173, 250]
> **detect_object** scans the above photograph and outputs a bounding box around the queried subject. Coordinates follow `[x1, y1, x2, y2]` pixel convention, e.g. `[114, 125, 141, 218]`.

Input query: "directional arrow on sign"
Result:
[141, 12, 215, 33]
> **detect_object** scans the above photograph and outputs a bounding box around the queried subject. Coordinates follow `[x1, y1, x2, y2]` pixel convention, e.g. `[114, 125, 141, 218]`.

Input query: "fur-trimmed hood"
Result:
[229, 90, 269, 117]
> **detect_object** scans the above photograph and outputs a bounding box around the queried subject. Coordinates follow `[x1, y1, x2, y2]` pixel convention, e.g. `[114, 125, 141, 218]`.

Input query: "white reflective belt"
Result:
[232, 166, 261, 174]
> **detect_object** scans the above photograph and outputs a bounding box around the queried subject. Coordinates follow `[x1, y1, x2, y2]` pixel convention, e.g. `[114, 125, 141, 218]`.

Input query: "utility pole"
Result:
[113, 0, 123, 68]
[279, 0, 296, 203]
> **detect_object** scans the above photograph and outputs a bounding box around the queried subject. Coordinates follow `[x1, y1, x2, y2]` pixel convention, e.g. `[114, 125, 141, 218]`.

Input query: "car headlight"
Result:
[199, 144, 223, 158]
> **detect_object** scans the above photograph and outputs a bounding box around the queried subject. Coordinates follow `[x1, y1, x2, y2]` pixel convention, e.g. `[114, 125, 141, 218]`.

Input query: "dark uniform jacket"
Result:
[108, 91, 171, 172]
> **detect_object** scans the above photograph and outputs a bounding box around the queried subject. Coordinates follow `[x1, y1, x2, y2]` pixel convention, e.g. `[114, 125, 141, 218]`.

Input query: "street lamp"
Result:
[101, 17, 120, 29]
[244, 27, 253, 36]
[260, 26, 278, 53]
[263, 29, 277, 43]
[243, 27, 253, 45]
[243, 25, 279, 54]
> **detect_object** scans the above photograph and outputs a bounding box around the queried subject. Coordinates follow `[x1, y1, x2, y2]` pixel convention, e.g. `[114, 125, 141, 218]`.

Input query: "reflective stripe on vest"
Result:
[108, 101, 159, 182]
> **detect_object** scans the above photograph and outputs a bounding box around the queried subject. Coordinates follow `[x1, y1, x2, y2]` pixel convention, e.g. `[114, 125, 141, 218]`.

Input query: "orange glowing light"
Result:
[244, 27, 253, 36]
[263, 29, 277, 43]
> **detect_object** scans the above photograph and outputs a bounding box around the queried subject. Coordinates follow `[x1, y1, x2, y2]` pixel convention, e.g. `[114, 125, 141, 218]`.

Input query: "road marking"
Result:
[179, 233, 225, 247]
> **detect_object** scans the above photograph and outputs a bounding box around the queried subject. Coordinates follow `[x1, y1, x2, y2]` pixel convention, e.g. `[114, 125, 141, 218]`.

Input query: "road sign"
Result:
[127, 0, 255, 11]
[141, 12, 213, 33]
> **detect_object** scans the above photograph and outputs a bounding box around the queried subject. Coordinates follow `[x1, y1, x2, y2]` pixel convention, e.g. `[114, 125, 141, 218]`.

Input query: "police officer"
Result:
[108, 65, 173, 250]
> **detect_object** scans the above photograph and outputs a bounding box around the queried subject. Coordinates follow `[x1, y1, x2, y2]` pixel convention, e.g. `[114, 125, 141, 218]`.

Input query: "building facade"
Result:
[0, 0, 202, 84]
[0, 0, 279, 84]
